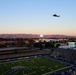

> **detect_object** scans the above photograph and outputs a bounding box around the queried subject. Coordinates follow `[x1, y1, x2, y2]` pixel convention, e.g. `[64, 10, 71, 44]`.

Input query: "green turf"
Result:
[0, 57, 65, 75]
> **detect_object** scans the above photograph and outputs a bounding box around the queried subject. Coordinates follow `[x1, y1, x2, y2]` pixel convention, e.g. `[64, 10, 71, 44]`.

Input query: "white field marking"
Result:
[41, 65, 74, 75]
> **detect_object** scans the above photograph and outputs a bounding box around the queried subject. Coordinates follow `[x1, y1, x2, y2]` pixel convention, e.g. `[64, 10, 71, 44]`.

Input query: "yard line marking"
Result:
[41, 65, 74, 75]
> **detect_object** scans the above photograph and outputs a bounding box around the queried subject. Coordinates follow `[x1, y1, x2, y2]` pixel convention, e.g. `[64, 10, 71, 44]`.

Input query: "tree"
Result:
[55, 43, 60, 48]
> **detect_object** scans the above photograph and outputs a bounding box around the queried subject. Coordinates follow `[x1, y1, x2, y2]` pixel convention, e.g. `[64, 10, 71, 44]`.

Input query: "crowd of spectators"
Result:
[51, 48, 76, 64]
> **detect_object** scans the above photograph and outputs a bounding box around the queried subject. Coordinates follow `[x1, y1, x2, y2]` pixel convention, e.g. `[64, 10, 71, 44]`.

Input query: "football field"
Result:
[0, 57, 65, 75]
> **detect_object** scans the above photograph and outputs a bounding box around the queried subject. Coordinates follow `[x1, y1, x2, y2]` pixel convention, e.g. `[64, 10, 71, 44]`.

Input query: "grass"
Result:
[0, 57, 66, 75]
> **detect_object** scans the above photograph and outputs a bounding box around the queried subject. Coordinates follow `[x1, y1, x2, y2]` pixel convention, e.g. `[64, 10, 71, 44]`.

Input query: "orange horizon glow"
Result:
[0, 32, 76, 36]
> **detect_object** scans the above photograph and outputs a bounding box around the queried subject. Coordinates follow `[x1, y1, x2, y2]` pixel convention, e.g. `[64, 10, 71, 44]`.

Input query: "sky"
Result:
[0, 0, 76, 36]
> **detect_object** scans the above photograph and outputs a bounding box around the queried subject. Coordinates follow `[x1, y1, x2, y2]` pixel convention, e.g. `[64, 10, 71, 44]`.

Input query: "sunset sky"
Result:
[0, 0, 76, 36]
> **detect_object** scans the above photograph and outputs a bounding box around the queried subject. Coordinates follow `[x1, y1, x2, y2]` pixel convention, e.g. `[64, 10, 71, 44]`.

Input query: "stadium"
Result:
[0, 46, 76, 75]
[0, 0, 76, 75]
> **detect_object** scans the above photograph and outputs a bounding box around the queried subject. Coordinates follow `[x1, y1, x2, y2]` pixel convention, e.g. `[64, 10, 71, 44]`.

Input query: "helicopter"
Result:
[53, 14, 60, 17]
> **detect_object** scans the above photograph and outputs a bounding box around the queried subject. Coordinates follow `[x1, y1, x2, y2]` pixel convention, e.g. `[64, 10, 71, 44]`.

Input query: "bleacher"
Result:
[51, 48, 76, 64]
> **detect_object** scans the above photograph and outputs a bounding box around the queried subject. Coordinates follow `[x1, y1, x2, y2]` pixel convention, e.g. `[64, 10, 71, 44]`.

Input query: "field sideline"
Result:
[0, 57, 66, 75]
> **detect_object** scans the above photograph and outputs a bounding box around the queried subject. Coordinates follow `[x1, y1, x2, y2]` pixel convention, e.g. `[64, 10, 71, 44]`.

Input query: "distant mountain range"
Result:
[0, 34, 74, 38]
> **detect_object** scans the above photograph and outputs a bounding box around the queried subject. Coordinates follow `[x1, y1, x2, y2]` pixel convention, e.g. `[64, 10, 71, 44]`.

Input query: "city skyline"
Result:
[0, 0, 76, 36]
